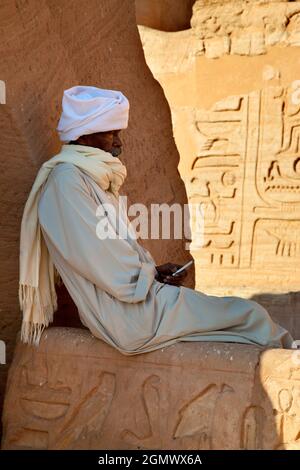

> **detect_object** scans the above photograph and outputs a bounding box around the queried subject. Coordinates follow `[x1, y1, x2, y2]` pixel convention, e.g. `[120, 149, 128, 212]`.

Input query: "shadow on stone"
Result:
[2, 327, 299, 450]
[250, 291, 300, 342]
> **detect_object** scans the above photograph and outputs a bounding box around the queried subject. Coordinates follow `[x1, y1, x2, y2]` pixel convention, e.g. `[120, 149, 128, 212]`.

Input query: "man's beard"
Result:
[111, 147, 122, 158]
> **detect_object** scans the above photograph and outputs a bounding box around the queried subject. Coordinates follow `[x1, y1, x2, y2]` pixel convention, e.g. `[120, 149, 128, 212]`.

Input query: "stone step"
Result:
[1, 327, 299, 450]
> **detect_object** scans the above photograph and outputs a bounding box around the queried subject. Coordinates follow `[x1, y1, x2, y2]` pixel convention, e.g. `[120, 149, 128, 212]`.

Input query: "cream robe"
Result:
[37, 162, 294, 354]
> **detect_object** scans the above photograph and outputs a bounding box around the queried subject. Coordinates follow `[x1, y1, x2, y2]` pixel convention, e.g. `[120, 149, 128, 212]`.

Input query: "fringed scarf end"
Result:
[21, 321, 46, 347]
[19, 283, 57, 346]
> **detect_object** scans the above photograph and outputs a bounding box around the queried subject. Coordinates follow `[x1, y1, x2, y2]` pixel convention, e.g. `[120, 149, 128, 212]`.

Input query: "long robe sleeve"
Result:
[38, 164, 157, 304]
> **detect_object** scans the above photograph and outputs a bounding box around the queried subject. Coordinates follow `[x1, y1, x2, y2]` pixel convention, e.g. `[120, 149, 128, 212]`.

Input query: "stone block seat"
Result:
[1, 327, 300, 450]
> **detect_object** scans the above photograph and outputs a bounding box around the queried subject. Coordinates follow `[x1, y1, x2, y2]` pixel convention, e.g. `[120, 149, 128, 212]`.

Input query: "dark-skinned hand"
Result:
[155, 262, 187, 287]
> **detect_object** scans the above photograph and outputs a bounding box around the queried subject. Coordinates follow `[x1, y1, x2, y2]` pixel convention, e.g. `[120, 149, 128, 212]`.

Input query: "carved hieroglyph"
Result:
[1, 328, 300, 450]
[138, 2, 300, 340]
[186, 84, 300, 277]
[259, 348, 300, 450]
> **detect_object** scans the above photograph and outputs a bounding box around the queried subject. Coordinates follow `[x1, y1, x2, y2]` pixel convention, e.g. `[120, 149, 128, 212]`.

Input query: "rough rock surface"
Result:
[0, 0, 193, 435]
[2, 327, 300, 450]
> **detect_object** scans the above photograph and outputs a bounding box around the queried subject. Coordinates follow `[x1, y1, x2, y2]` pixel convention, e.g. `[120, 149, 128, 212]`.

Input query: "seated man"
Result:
[19, 85, 294, 352]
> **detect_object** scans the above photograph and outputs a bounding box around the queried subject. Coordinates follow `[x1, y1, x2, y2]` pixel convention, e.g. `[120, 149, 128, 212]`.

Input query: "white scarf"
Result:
[19, 144, 127, 346]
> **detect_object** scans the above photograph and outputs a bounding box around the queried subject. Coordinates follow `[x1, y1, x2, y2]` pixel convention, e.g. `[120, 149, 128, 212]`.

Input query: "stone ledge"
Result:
[1, 327, 299, 450]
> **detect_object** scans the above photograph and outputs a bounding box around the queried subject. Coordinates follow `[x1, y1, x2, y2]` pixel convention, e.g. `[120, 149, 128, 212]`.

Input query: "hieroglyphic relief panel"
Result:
[187, 83, 300, 288]
[188, 94, 247, 268]
[257, 85, 300, 207]
[252, 85, 300, 270]
[3, 328, 300, 450]
[2, 338, 117, 450]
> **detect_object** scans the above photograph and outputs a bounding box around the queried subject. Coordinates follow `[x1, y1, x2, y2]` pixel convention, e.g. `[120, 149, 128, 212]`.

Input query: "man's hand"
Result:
[155, 263, 187, 287]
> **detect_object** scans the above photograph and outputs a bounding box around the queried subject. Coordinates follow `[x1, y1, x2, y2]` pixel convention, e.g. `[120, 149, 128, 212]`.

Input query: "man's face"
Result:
[76, 130, 123, 157]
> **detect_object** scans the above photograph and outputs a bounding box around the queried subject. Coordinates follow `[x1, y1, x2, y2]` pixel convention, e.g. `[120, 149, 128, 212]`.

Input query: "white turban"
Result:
[56, 85, 130, 142]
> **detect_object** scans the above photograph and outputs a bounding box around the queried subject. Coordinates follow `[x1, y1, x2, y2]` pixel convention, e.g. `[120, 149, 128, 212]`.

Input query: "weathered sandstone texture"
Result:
[140, 0, 300, 66]
[138, 0, 300, 338]
[0, 0, 193, 435]
[2, 328, 300, 450]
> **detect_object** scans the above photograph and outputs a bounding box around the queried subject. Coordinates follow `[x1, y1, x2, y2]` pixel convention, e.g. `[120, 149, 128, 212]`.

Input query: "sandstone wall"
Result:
[2, 328, 300, 450]
[0, 0, 193, 434]
[139, 0, 300, 338]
